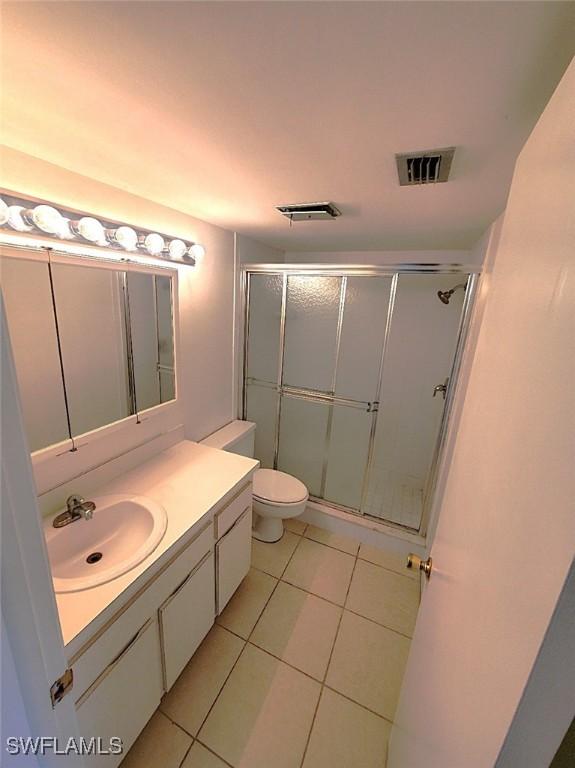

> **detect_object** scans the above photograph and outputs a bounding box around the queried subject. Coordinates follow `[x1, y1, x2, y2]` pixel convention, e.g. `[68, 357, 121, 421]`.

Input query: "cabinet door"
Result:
[216, 507, 252, 613]
[76, 617, 163, 768]
[159, 551, 215, 691]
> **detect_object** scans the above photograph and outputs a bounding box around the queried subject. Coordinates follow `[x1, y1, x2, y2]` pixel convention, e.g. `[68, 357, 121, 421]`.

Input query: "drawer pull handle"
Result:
[110, 620, 151, 666]
[75, 618, 153, 708]
[167, 550, 212, 600]
[219, 507, 250, 542]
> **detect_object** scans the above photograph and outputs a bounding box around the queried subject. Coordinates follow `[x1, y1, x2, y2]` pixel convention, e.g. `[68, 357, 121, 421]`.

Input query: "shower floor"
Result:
[362, 469, 423, 531]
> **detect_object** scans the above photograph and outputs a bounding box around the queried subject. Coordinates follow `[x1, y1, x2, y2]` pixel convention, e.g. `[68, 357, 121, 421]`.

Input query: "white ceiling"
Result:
[1, 2, 573, 251]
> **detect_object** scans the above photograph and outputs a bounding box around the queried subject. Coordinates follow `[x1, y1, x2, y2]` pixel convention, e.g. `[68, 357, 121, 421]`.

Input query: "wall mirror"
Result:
[1, 248, 177, 454]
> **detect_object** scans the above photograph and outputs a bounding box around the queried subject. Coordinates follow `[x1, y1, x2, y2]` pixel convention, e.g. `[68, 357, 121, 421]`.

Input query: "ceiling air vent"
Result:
[396, 147, 455, 186]
[276, 201, 341, 222]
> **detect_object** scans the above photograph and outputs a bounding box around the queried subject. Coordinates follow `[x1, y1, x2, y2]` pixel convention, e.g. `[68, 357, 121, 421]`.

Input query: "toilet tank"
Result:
[200, 420, 256, 458]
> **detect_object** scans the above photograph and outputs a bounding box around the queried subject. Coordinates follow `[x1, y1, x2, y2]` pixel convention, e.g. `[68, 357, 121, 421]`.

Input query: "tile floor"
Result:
[121, 520, 420, 768]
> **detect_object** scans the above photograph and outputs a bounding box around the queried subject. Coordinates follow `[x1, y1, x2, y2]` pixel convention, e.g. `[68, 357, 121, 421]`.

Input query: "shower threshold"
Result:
[305, 495, 426, 545]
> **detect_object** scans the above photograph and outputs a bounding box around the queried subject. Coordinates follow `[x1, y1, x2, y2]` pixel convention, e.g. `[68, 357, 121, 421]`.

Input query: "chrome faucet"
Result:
[52, 495, 96, 528]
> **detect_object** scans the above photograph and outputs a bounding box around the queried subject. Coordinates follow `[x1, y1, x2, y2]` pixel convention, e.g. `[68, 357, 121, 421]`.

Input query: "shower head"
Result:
[437, 283, 466, 305]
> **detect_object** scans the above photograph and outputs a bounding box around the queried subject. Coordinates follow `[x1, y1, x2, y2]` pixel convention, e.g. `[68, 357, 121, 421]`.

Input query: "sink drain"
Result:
[86, 552, 103, 564]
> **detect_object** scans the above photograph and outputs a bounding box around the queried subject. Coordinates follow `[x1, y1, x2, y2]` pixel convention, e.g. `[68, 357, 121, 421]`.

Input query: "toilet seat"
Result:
[253, 469, 308, 505]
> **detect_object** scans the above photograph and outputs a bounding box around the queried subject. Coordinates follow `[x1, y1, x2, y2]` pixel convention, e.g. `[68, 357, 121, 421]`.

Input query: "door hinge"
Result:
[50, 668, 74, 707]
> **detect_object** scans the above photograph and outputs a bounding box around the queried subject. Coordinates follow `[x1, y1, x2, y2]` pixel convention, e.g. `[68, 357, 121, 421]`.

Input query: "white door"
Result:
[1, 301, 85, 767]
[388, 60, 575, 767]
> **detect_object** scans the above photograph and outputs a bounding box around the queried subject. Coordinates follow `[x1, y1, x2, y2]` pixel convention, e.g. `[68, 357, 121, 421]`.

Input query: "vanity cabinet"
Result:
[216, 507, 252, 612]
[76, 617, 163, 767]
[214, 483, 252, 612]
[69, 480, 253, 767]
[159, 550, 215, 690]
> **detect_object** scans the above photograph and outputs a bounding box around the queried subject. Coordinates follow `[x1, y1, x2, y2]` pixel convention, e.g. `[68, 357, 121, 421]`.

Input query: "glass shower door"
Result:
[362, 274, 469, 530]
[277, 274, 393, 510]
[244, 273, 283, 467]
[243, 268, 473, 531]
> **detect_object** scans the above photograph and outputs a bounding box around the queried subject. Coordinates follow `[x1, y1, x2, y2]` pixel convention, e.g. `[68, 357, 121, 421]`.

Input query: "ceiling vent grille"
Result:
[396, 147, 455, 186]
[276, 202, 341, 222]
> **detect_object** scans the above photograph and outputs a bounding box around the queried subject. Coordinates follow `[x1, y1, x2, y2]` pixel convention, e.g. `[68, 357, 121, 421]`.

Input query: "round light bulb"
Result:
[7, 206, 34, 232]
[72, 216, 105, 243]
[141, 233, 165, 256]
[188, 243, 205, 262]
[58, 218, 74, 239]
[0, 198, 9, 226]
[28, 205, 65, 235]
[168, 239, 187, 259]
[106, 225, 138, 250]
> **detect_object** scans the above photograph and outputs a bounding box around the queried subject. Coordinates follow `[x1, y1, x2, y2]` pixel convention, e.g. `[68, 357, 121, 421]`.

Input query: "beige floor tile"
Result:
[120, 711, 191, 768]
[326, 611, 410, 721]
[182, 742, 229, 768]
[284, 517, 307, 535]
[304, 524, 360, 555]
[358, 544, 417, 580]
[160, 625, 244, 736]
[251, 581, 342, 680]
[217, 568, 277, 639]
[346, 559, 419, 637]
[282, 538, 355, 605]
[199, 643, 320, 768]
[251, 531, 300, 578]
[303, 688, 390, 768]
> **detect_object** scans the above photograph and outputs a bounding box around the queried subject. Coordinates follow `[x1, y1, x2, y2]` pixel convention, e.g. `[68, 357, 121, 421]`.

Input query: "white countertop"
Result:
[49, 440, 258, 655]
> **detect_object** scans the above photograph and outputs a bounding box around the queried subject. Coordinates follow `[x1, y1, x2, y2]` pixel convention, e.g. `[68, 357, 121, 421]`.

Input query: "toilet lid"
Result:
[253, 469, 308, 504]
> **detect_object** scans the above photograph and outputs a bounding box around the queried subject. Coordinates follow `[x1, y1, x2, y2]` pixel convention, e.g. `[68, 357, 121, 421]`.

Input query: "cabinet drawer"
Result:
[159, 550, 215, 691]
[215, 483, 252, 538]
[72, 521, 213, 697]
[76, 617, 163, 768]
[216, 507, 252, 613]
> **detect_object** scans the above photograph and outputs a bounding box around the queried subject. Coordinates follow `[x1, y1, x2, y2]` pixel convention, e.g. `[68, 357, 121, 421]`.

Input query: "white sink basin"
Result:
[45, 494, 168, 593]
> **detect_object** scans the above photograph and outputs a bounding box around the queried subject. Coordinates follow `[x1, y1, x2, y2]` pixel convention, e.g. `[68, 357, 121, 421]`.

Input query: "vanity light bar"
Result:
[0, 193, 205, 266]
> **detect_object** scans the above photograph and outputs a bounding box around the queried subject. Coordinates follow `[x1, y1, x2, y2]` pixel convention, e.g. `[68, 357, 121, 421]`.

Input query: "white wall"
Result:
[283, 249, 476, 265]
[236, 233, 284, 264]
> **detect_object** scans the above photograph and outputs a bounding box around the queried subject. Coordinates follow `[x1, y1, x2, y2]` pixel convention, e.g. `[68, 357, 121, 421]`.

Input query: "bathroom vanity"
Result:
[45, 440, 258, 767]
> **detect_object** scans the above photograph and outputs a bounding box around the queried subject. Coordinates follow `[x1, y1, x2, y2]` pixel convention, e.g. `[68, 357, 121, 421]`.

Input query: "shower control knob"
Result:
[407, 553, 433, 579]
[432, 378, 449, 399]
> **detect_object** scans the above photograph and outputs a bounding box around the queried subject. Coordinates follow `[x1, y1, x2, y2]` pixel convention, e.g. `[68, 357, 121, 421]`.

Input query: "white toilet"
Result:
[201, 420, 309, 543]
[251, 468, 308, 542]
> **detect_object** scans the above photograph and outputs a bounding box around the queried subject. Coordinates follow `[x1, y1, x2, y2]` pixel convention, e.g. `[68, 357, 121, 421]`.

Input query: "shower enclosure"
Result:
[241, 265, 479, 534]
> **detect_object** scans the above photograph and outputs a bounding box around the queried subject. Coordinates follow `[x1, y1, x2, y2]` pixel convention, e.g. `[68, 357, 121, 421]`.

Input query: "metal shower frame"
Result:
[240, 263, 480, 536]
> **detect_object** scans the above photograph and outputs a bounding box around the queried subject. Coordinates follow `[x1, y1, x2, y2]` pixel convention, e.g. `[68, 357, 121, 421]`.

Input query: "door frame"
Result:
[239, 263, 480, 538]
[1, 300, 85, 766]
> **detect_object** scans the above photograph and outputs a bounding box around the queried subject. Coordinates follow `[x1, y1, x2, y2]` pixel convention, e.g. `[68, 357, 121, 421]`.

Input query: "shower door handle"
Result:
[432, 378, 449, 400]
